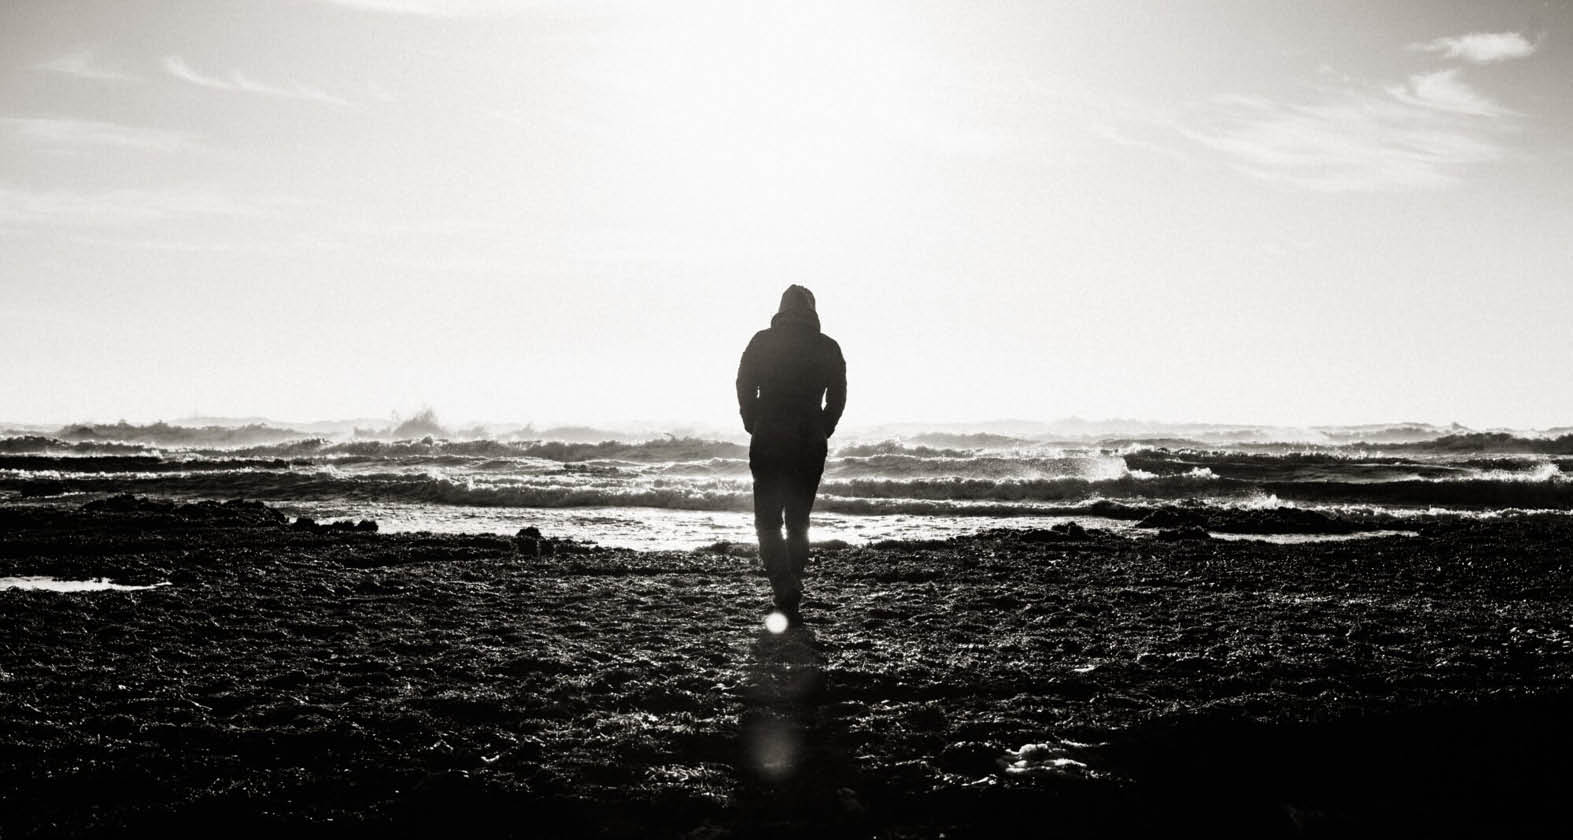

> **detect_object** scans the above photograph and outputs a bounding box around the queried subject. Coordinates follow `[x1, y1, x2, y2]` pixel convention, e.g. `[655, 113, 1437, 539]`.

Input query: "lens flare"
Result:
[744, 714, 802, 781]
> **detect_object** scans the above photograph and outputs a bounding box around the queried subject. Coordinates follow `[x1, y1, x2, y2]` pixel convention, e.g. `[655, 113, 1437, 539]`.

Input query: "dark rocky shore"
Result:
[3, 498, 1572, 838]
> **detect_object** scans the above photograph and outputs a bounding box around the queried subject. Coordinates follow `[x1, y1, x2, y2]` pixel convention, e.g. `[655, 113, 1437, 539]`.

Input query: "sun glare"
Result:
[586, 3, 933, 241]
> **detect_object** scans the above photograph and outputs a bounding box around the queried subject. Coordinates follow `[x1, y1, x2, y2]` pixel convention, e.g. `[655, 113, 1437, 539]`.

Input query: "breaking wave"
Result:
[822, 472, 1230, 502]
[3, 470, 1178, 518]
[0, 435, 749, 462]
[824, 454, 1127, 480]
[227, 437, 750, 462]
[0, 436, 158, 455]
[7, 436, 1573, 533]
[1379, 433, 1573, 454]
[5, 468, 1242, 511]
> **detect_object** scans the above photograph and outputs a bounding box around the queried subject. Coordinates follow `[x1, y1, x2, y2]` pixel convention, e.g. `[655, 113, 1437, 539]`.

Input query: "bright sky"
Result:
[3, 0, 1571, 429]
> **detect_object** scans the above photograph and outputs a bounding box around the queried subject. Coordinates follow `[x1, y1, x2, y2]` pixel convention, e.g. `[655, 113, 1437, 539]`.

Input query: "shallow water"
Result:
[1208, 529, 1420, 544]
[0, 576, 167, 592]
[6, 436, 1568, 553]
[272, 500, 1424, 549]
[273, 500, 1139, 551]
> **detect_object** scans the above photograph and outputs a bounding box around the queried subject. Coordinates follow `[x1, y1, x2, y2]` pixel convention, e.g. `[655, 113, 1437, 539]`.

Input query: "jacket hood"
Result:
[771, 284, 820, 331]
[779, 284, 816, 315]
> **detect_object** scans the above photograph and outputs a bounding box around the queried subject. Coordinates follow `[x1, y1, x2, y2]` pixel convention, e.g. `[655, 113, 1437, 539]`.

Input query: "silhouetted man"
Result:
[736, 285, 846, 623]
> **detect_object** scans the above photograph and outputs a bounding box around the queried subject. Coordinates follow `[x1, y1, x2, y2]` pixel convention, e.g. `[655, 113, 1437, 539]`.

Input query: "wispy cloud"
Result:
[34, 49, 136, 82]
[1178, 52, 1526, 193]
[1179, 79, 1516, 192]
[3, 117, 195, 153]
[1172, 28, 1540, 191]
[163, 56, 350, 107]
[1387, 68, 1514, 117]
[1410, 31, 1537, 64]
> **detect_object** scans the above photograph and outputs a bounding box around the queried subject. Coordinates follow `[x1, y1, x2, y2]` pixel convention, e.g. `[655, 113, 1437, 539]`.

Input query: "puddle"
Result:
[1208, 530, 1419, 544]
[0, 576, 169, 593]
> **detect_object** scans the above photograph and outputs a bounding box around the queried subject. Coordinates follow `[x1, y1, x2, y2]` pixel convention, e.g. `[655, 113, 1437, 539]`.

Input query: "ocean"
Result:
[3, 429, 1570, 550]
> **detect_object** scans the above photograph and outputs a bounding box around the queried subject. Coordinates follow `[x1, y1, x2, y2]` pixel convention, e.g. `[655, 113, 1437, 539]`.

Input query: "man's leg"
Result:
[782, 460, 824, 591]
[751, 459, 794, 609]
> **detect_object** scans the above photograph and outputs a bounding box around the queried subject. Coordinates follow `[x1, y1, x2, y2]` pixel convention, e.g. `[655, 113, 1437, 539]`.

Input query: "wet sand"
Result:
[3, 497, 1572, 837]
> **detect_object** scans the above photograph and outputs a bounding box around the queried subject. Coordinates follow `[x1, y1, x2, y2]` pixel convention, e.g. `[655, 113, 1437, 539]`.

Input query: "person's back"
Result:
[736, 286, 846, 623]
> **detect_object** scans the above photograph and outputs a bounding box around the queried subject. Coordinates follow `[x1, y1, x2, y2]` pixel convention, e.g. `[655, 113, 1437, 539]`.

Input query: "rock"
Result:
[515, 531, 558, 558]
[516, 527, 543, 558]
[1231, 506, 1353, 535]
[85, 494, 172, 514]
[1014, 524, 1087, 543]
[291, 517, 318, 531]
[355, 519, 378, 532]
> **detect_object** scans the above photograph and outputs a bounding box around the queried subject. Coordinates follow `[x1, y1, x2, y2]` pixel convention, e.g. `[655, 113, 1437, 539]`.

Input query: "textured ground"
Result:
[2, 498, 1572, 837]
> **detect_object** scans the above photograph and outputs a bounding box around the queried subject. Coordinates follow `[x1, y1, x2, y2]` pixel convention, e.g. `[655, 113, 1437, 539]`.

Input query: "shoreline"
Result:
[3, 497, 1572, 836]
[4, 485, 1525, 556]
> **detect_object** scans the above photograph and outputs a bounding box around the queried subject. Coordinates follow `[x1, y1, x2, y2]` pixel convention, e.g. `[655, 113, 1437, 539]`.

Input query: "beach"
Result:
[10, 0, 1573, 834]
[4, 496, 1571, 837]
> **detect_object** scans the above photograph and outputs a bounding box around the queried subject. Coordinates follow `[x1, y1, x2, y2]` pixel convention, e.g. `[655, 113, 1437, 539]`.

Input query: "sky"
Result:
[3, 0, 1572, 430]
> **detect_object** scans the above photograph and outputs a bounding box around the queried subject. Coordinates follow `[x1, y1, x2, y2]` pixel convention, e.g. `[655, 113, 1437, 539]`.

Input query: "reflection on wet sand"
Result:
[735, 624, 865, 831]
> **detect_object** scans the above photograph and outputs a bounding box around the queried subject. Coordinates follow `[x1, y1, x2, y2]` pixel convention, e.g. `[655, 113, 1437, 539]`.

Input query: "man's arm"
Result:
[736, 334, 761, 434]
[821, 339, 846, 437]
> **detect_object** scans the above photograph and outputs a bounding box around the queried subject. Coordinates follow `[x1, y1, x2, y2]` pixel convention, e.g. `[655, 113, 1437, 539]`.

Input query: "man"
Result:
[736, 285, 846, 624]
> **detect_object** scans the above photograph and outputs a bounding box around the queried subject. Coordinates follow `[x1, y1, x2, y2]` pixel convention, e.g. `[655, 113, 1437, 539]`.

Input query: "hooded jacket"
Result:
[736, 287, 847, 459]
